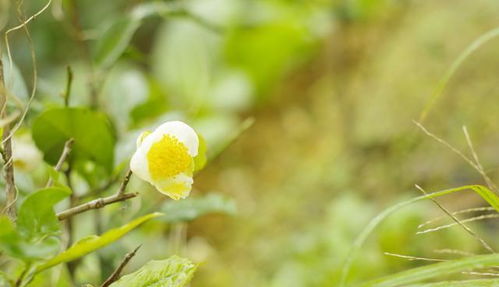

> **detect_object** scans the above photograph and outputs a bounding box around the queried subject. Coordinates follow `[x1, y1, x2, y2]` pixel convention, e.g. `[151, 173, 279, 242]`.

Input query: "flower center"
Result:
[147, 134, 193, 180]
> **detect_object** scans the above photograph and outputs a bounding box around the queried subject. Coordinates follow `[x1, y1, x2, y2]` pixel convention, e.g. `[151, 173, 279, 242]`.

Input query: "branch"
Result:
[57, 170, 136, 221]
[46, 138, 74, 187]
[0, 59, 17, 221]
[101, 245, 141, 287]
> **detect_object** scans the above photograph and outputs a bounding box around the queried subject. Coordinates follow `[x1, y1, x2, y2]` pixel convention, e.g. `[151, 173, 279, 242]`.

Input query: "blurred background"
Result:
[4, 0, 499, 286]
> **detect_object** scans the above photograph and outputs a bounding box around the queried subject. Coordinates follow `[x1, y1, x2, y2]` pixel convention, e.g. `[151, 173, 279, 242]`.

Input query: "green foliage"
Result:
[17, 187, 71, 245]
[160, 193, 236, 223]
[0, 187, 70, 260]
[93, 16, 141, 69]
[341, 185, 499, 286]
[360, 254, 499, 287]
[35, 212, 163, 273]
[109, 255, 197, 287]
[32, 107, 116, 174]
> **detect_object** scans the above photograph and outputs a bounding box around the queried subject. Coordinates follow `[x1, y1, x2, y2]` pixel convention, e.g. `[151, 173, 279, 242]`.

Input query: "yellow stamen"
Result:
[159, 182, 189, 200]
[147, 134, 193, 180]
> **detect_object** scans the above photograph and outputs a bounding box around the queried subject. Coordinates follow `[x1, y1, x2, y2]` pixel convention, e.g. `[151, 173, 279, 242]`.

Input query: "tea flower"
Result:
[130, 121, 199, 200]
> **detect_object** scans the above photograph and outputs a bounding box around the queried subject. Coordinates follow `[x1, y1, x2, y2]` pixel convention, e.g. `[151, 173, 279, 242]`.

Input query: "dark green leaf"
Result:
[32, 107, 116, 173]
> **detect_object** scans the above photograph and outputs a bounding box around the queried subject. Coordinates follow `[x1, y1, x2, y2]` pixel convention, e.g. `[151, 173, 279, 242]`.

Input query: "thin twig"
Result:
[0, 59, 17, 221]
[384, 252, 446, 262]
[414, 121, 480, 171]
[2, 0, 41, 144]
[415, 184, 495, 253]
[63, 66, 73, 107]
[100, 245, 141, 287]
[418, 206, 495, 229]
[117, 169, 133, 196]
[45, 138, 74, 187]
[462, 126, 498, 192]
[417, 213, 499, 234]
[57, 170, 135, 220]
[433, 249, 476, 257]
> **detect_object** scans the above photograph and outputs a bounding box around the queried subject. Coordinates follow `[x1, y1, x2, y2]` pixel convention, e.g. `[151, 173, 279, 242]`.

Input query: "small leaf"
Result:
[35, 212, 163, 273]
[17, 187, 71, 240]
[160, 193, 236, 223]
[109, 255, 197, 287]
[94, 16, 141, 69]
[32, 107, 116, 173]
[0, 187, 70, 260]
[0, 216, 60, 260]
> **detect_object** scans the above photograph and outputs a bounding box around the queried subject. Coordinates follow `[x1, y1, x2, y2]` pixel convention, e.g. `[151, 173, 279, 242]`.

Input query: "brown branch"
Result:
[46, 138, 74, 187]
[117, 169, 133, 196]
[0, 59, 17, 221]
[101, 245, 141, 287]
[57, 170, 136, 221]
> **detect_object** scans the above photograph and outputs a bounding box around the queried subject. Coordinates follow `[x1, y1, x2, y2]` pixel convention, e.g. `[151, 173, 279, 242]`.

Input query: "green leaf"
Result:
[35, 212, 163, 273]
[32, 107, 116, 173]
[93, 15, 141, 69]
[0, 188, 70, 260]
[340, 185, 499, 287]
[360, 254, 499, 287]
[109, 255, 197, 287]
[0, 216, 61, 260]
[17, 187, 71, 240]
[160, 193, 236, 223]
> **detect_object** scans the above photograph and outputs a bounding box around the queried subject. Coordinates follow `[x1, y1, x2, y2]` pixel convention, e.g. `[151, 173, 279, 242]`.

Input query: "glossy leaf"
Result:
[32, 107, 116, 173]
[109, 255, 197, 287]
[35, 212, 163, 272]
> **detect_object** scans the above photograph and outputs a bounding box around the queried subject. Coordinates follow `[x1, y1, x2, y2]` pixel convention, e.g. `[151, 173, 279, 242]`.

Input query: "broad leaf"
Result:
[0, 216, 60, 260]
[0, 188, 70, 260]
[35, 212, 163, 272]
[17, 187, 71, 240]
[32, 107, 116, 173]
[160, 193, 236, 223]
[109, 255, 197, 287]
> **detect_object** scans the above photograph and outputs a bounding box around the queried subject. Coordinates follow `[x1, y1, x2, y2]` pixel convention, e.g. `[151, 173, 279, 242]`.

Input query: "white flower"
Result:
[130, 121, 199, 200]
